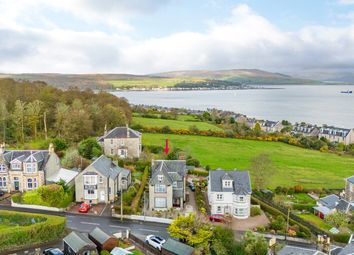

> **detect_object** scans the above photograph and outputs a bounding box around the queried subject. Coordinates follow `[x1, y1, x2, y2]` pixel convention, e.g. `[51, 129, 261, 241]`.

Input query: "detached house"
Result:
[0, 143, 77, 193]
[75, 155, 131, 204]
[208, 170, 252, 219]
[149, 160, 187, 210]
[319, 126, 354, 145]
[98, 125, 142, 159]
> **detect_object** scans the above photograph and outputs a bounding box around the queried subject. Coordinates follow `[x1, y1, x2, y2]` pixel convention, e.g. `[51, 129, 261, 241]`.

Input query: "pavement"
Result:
[0, 204, 170, 255]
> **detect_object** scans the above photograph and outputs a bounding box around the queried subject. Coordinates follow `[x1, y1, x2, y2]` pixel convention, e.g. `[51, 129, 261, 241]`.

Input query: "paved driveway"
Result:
[231, 213, 270, 231]
[67, 203, 111, 216]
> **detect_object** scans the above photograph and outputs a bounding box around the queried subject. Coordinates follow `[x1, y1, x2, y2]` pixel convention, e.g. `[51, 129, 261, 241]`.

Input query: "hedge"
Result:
[130, 167, 149, 211]
[188, 169, 209, 177]
[0, 210, 66, 252]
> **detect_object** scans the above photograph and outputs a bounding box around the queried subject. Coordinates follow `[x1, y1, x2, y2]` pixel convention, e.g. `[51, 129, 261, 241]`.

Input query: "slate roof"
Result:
[2, 150, 50, 171]
[89, 227, 112, 245]
[320, 126, 351, 138]
[347, 176, 354, 184]
[336, 199, 352, 213]
[262, 120, 279, 128]
[338, 243, 354, 255]
[98, 126, 141, 142]
[318, 194, 340, 209]
[209, 170, 252, 195]
[278, 245, 326, 255]
[292, 123, 319, 134]
[63, 231, 96, 253]
[162, 238, 194, 255]
[150, 160, 187, 186]
[89, 155, 130, 180]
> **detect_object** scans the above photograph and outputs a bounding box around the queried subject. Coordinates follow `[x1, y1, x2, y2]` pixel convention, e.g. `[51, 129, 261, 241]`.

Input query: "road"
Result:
[0, 205, 170, 255]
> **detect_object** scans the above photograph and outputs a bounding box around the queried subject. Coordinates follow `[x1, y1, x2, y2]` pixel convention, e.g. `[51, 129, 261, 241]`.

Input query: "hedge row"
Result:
[0, 210, 66, 252]
[188, 169, 209, 177]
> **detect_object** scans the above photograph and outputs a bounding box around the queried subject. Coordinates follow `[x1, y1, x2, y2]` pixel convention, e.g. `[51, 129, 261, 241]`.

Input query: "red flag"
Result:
[164, 139, 169, 155]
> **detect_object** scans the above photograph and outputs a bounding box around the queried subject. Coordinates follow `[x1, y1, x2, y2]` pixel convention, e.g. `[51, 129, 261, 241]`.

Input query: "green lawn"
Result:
[133, 116, 222, 131]
[298, 214, 332, 231]
[143, 133, 354, 188]
[293, 193, 316, 204]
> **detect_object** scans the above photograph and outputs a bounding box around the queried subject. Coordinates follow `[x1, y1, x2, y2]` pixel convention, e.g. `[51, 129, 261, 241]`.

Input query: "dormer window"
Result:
[25, 163, 37, 173]
[223, 180, 232, 188]
[11, 162, 21, 170]
[158, 175, 163, 182]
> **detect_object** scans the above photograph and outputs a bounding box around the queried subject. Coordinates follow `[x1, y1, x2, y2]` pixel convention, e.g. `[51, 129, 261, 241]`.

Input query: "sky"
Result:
[1, 0, 354, 74]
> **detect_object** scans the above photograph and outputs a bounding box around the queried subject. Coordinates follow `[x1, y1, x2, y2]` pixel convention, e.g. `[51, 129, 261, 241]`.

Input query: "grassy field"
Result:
[109, 77, 205, 88]
[298, 214, 332, 231]
[132, 116, 222, 131]
[143, 133, 354, 188]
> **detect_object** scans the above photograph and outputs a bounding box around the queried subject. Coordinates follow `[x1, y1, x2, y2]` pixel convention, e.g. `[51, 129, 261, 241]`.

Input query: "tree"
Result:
[78, 137, 102, 159]
[26, 100, 43, 139]
[242, 231, 268, 255]
[253, 122, 262, 136]
[52, 137, 68, 152]
[12, 100, 26, 144]
[167, 213, 213, 248]
[0, 99, 9, 142]
[54, 102, 69, 137]
[211, 226, 245, 255]
[249, 154, 276, 190]
[62, 148, 81, 169]
[325, 212, 349, 228]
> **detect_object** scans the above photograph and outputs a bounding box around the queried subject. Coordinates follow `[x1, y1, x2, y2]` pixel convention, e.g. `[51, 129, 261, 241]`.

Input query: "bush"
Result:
[123, 186, 137, 206]
[11, 193, 23, 203]
[186, 158, 200, 167]
[100, 250, 110, 255]
[250, 207, 262, 217]
[188, 169, 209, 177]
[51, 138, 68, 151]
[292, 204, 314, 212]
[130, 167, 149, 212]
[330, 233, 351, 244]
[0, 210, 65, 252]
[78, 137, 102, 159]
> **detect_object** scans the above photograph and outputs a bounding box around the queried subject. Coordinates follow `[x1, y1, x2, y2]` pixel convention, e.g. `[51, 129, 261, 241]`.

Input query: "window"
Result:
[239, 196, 244, 202]
[234, 208, 245, 216]
[216, 194, 223, 201]
[0, 178, 2, 188]
[84, 189, 97, 200]
[11, 163, 21, 170]
[25, 163, 37, 173]
[223, 180, 232, 188]
[33, 178, 37, 188]
[2, 177, 6, 187]
[27, 178, 33, 189]
[157, 175, 163, 182]
[0, 164, 6, 172]
[172, 181, 177, 188]
[155, 184, 166, 193]
[216, 206, 222, 213]
[84, 175, 97, 185]
[99, 176, 103, 183]
[155, 197, 167, 208]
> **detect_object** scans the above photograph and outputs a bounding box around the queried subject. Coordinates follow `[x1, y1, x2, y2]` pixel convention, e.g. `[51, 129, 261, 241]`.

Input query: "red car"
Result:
[78, 203, 91, 213]
[209, 214, 224, 222]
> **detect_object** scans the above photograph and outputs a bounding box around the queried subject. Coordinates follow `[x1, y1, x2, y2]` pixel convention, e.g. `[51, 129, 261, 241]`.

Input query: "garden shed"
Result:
[63, 231, 97, 255]
[88, 227, 118, 251]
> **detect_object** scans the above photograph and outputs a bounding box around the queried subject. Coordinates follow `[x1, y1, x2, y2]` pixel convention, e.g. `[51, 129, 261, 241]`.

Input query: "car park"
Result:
[145, 235, 166, 251]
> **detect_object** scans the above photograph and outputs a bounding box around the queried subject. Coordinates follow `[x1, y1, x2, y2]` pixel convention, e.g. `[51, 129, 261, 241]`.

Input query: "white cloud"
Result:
[338, 0, 354, 4]
[1, 2, 354, 74]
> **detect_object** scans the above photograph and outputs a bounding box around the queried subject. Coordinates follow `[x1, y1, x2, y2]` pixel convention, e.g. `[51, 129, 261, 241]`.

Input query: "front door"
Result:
[14, 177, 19, 191]
[100, 191, 105, 202]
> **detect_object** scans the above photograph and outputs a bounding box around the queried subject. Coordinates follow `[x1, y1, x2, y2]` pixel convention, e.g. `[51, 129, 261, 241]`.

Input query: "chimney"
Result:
[126, 124, 130, 138]
[48, 143, 55, 154]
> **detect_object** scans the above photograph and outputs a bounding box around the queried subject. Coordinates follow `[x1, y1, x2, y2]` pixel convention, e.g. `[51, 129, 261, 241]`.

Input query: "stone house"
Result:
[0, 143, 76, 193]
[319, 126, 354, 145]
[292, 123, 320, 137]
[149, 160, 187, 210]
[260, 120, 284, 133]
[207, 170, 252, 219]
[75, 155, 131, 204]
[98, 125, 142, 159]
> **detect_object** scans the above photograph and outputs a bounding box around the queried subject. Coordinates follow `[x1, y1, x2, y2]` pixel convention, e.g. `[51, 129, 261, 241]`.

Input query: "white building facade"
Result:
[208, 170, 252, 219]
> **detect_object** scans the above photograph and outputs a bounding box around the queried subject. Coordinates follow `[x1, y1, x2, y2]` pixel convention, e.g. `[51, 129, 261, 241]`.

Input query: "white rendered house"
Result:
[208, 170, 252, 219]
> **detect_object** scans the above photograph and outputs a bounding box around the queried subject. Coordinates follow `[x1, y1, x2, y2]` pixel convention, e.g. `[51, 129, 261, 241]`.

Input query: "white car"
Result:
[145, 235, 166, 251]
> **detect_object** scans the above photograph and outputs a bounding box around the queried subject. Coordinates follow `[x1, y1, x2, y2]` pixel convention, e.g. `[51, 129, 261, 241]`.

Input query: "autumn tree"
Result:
[253, 122, 262, 136]
[242, 231, 268, 255]
[12, 100, 26, 144]
[250, 154, 276, 190]
[26, 100, 43, 139]
[0, 99, 9, 142]
[54, 102, 69, 137]
[167, 213, 213, 249]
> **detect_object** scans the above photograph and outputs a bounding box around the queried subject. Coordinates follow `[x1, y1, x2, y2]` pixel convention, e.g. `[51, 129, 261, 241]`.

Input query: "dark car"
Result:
[209, 214, 224, 223]
[188, 182, 195, 192]
[43, 248, 64, 255]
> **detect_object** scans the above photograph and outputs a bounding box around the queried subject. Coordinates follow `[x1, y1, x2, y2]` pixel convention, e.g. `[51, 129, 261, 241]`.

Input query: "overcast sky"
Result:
[1, 0, 354, 74]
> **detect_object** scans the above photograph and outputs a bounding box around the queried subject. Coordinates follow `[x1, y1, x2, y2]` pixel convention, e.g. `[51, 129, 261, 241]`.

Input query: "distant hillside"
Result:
[153, 69, 321, 85]
[7, 69, 323, 90]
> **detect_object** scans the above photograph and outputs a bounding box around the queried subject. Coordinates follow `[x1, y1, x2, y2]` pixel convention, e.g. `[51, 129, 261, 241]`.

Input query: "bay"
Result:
[112, 85, 354, 128]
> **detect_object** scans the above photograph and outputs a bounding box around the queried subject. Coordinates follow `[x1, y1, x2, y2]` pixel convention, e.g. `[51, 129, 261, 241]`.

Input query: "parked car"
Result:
[78, 202, 91, 213]
[145, 235, 166, 251]
[188, 182, 195, 192]
[0, 190, 5, 197]
[209, 214, 224, 222]
[43, 248, 64, 255]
